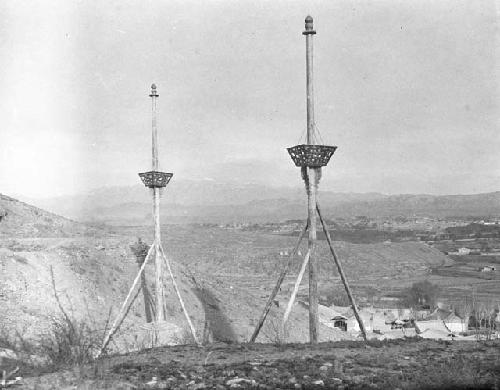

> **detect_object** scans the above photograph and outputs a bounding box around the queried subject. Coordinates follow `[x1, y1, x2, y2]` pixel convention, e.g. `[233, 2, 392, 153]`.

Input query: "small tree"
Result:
[401, 280, 441, 310]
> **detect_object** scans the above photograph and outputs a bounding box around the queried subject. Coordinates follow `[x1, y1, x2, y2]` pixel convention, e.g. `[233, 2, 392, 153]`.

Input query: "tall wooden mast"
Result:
[304, 15, 319, 343]
[149, 84, 166, 323]
[250, 16, 367, 344]
[97, 84, 201, 357]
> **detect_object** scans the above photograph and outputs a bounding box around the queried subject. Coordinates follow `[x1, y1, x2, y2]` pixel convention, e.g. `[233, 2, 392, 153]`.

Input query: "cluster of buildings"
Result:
[312, 303, 500, 341]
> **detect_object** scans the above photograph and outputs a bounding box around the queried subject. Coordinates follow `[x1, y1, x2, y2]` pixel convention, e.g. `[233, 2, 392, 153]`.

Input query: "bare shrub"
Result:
[38, 315, 102, 368]
[263, 317, 290, 346]
[32, 266, 108, 368]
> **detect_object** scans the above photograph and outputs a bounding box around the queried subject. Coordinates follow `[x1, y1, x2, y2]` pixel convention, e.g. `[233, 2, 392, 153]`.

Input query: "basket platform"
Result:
[287, 144, 337, 167]
[138, 171, 173, 188]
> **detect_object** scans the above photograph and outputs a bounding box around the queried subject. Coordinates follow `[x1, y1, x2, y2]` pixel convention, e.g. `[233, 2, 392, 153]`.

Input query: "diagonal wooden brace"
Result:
[97, 242, 156, 358]
[283, 247, 312, 328]
[249, 222, 308, 342]
[316, 202, 368, 341]
[159, 245, 201, 346]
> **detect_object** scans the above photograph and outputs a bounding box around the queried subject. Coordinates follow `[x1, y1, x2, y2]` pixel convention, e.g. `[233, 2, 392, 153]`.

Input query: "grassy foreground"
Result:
[18, 338, 500, 389]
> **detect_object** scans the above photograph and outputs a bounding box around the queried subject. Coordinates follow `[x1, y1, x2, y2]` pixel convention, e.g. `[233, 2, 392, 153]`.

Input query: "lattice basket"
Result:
[138, 171, 173, 188]
[287, 144, 337, 167]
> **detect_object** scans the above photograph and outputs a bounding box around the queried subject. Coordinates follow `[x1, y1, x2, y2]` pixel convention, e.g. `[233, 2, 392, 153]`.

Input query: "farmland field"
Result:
[3, 223, 499, 351]
[116, 224, 500, 324]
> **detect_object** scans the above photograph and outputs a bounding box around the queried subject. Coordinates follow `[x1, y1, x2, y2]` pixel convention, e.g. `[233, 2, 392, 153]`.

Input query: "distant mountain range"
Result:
[16, 180, 500, 225]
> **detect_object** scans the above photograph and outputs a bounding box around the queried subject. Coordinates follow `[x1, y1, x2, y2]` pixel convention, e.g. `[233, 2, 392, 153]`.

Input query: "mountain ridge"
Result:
[15, 181, 500, 224]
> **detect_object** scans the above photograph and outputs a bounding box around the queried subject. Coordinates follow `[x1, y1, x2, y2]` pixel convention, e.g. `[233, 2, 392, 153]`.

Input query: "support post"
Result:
[316, 202, 368, 341]
[153, 190, 165, 321]
[98, 243, 155, 357]
[283, 248, 312, 327]
[140, 269, 153, 323]
[249, 222, 308, 342]
[307, 170, 318, 343]
[304, 15, 319, 343]
[159, 245, 201, 346]
[150, 84, 166, 323]
[131, 239, 153, 323]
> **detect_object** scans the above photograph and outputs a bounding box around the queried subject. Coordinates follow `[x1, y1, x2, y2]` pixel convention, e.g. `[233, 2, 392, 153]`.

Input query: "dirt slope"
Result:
[0, 236, 211, 352]
[0, 194, 91, 237]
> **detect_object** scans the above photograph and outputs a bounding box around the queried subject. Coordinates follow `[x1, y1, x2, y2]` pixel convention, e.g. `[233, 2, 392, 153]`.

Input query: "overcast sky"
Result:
[1, 0, 498, 198]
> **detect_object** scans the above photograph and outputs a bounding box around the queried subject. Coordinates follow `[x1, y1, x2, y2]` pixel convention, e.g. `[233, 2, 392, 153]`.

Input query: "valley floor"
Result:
[21, 339, 500, 389]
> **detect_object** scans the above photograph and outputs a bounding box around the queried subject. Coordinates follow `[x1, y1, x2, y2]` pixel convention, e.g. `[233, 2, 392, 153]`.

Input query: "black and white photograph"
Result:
[0, 0, 499, 388]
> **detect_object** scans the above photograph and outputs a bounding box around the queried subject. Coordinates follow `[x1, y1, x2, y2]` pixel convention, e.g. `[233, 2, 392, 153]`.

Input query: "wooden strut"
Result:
[249, 222, 308, 342]
[97, 243, 155, 358]
[139, 261, 153, 323]
[283, 248, 311, 327]
[158, 245, 201, 346]
[316, 202, 368, 341]
[249, 206, 368, 343]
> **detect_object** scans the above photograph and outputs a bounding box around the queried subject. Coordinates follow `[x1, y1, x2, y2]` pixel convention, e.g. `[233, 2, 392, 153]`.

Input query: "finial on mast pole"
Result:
[150, 83, 159, 97]
[303, 15, 316, 35]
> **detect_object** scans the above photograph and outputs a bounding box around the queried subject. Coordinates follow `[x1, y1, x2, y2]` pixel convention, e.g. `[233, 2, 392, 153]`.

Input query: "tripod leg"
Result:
[145, 285, 156, 319]
[316, 202, 368, 341]
[249, 222, 308, 343]
[159, 245, 201, 346]
[140, 268, 153, 323]
[283, 248, 312, 327]
[97, 242, 155, 358]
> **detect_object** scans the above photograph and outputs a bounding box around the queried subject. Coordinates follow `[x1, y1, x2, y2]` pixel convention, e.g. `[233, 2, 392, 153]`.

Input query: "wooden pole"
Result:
[249, 222, 308, 342]
[151, 84, 159, 170]
[316, 202, 368, 341]
[304, 15, 319, 343]
[283, 248, 312, 327]
[150, 84, 165, 323]
[140, 267, 153, 323]
[132, 239, 154, 323]
[159, 245, 201, 346]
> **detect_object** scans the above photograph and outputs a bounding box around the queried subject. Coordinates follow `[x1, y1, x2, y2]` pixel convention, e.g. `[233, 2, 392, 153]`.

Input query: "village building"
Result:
[443, 313, 467, 333]
[332, 315, 348, 331]
[415, 321, 456, 340]
[421, 308, 467, 334]
[305, 303, 477, 340]
[458, 247, 471, 255]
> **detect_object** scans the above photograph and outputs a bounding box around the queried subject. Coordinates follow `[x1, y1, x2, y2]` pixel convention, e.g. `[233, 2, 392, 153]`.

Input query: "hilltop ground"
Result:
[16, 339, 500, 389]
[2, 195, 500, 389]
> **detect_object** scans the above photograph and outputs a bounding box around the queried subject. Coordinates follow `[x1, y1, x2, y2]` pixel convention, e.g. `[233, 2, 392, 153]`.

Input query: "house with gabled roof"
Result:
[443, 312, 466, 333]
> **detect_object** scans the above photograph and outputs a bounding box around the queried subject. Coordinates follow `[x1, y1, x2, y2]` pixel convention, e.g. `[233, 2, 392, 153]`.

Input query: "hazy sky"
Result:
[1, 0, 498, 198]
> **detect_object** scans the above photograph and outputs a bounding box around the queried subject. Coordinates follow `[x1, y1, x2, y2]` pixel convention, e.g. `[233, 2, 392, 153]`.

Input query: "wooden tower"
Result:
[138, 83, 172, 324]
[251, 16, 367, 344]
[97, 85, 200, 357]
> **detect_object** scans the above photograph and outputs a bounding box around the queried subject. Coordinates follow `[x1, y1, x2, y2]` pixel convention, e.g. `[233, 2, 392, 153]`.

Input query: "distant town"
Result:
[209, 215, 500, 254]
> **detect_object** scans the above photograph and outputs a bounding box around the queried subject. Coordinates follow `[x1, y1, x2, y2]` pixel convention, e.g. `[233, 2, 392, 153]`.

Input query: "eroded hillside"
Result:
[0, 194, 91, 237]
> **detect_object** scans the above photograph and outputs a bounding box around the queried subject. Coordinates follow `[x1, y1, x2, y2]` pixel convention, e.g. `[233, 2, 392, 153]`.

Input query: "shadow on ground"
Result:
[194, 287, 237, 343]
